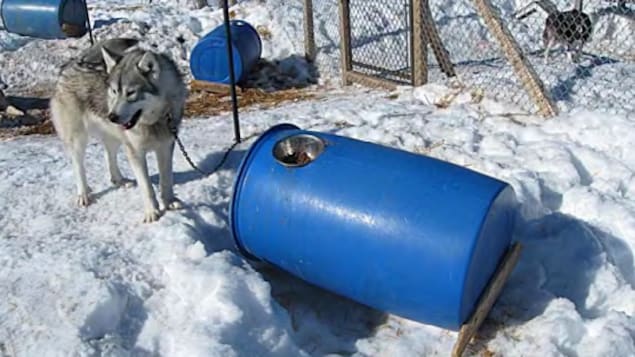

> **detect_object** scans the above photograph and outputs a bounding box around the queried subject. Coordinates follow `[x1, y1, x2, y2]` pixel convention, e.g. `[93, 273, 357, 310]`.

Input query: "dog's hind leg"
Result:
[102, 136, 134, 188]
[156, 140, 182, 211]
[543, 39, 554, 64]
[125, 146, 160, 223]
[50, 97, 91, 206]
[572, 42, 583, 63]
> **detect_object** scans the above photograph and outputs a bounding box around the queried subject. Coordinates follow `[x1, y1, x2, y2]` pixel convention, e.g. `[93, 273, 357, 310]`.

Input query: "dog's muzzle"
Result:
[108, 110, 142, 130]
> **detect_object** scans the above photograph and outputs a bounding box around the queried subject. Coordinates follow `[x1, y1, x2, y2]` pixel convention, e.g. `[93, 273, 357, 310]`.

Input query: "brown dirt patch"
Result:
[185, 85, 316, 118]
[1, 83, 317, 140]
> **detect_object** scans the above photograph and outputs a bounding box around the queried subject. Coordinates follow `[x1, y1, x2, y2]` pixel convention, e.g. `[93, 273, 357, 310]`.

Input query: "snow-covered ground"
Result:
[2, 84, 635, 356]
[1, 0, 634, 356]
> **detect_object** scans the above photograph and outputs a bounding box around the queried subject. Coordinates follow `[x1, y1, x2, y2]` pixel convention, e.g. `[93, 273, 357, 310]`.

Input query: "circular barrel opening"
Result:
[273, 134, 325, 167]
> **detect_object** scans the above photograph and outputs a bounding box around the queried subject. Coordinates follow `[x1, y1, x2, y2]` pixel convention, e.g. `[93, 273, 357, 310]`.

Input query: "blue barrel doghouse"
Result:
[190, 20, 262, 84]
[1, 0, 88, 39]
[230, 124, 517, 330]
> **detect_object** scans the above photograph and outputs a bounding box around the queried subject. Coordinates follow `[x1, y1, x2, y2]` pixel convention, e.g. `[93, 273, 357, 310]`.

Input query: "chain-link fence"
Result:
[347, 0, 413, 84]
[334, 0, 634, 116]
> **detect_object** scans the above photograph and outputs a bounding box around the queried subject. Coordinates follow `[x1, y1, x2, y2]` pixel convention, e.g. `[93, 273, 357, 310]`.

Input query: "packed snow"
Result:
[1, 0, 634, 356]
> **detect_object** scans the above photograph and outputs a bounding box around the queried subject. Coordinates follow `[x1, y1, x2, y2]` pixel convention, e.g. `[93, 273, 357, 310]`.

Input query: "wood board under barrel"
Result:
[452, 242, 523, 357]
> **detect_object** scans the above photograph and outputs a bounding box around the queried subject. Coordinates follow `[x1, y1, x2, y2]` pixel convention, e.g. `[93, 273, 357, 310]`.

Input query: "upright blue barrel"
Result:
[1, 0, 88, 39]
[230, 124, 517, 330]
[190, 20, 262, 84]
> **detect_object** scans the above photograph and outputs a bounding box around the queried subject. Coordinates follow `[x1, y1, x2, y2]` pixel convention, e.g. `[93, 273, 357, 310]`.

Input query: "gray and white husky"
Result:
[50, 38, 188, 223]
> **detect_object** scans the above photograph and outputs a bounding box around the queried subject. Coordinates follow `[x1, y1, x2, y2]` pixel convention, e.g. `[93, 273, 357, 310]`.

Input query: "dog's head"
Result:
[101, 47, 165, 130]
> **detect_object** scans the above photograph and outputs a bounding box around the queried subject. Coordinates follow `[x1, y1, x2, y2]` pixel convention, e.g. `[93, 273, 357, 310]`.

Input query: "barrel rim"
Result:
[457, 183, 514, 326]
[229, 123, 301, 260]
[58, 0, 89, 38]
[57, 0, 68, 28]
[0, 0, 6, 31]
[229, 19, 263, 56]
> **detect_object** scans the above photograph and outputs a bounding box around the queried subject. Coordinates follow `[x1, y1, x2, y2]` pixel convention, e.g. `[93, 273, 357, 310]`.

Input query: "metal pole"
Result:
[83, 0, 94, 45]
[222, 0, 241, 143]
[303, 0, 316, 61]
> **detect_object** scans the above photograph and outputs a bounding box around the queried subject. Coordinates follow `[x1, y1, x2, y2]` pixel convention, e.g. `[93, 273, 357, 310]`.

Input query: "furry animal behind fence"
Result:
[543, 9, 593, 63]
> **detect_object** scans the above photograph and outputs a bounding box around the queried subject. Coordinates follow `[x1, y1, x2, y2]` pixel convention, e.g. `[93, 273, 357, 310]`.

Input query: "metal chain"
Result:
[166, 112, 324, 178]
[173, 132, 211, 176]
[172, 132, 254, 177]
[167, 112, 257, 177]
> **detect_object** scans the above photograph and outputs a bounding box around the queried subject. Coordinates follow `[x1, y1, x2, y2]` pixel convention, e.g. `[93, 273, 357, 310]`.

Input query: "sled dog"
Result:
[543, 9, 593, 63]
[50, 38, 188, 222]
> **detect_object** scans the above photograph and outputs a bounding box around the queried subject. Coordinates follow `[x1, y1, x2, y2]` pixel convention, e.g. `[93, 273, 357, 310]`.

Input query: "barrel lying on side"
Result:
[230, 124, 517, 330]
[189, 20, 262, 84]
[1, 0, 88, 39]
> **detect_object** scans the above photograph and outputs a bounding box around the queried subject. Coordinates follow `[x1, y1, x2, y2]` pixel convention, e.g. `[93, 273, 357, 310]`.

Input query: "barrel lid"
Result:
[229, 19, 263, 56]
[229, 123, 301, 260]
[190, 36, 244, 84]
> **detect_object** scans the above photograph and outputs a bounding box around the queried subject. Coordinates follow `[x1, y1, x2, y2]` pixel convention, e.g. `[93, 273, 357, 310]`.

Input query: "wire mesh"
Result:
[324, 0, 633, 116]
[347, 0, 413, 84]
[424, 0, 634, 115]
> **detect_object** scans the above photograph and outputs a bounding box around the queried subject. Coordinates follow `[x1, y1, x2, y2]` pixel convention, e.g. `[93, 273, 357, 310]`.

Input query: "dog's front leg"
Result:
[125, 146, 160, 223]
[156, 140, 182, 210]
[71, 135, 91, 206]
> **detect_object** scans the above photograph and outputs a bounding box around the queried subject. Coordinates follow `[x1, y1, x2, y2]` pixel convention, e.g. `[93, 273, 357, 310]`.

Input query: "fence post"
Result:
[304, 0, 317, 61]
[421, 0, 455, 77]
[574, 0, 583, 10]
[411, 0, 428, 86]
[338, 0, 352, 85]
[472, 0, 557, 117]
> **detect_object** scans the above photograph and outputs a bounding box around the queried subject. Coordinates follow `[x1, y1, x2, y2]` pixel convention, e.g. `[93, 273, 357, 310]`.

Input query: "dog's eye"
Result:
[126, 90, 137, 98]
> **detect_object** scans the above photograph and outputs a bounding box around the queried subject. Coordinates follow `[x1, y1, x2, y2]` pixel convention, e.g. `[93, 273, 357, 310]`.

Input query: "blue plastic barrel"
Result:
[1, 0, 88, 39]
[189, 20, 262, 84]
[230, 124, 517, 330]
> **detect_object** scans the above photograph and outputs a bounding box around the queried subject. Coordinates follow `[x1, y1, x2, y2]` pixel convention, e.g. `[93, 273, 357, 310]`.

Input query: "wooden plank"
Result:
[421, 0, 456, 77]
[304, 0, 317, 61]
[344, 71, 399, 90]
[452, 242, 523, 357]
[338, 0, 353, 85]
[190, 80, 243, 95]
[472, 0, 557, 117]
[411, 0, 428, 86]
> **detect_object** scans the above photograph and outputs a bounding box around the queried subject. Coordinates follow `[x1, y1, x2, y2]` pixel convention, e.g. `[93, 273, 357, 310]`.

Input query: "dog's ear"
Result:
[101, 47, 121, 74]
[136, 52, 160, 80]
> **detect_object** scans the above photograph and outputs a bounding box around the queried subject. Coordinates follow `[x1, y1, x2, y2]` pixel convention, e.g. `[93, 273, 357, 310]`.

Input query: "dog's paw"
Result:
[112, 177, 136, 188]
[143, 209, 161, 223]
[164, 198, 184, 211]
[77, 193, 91, 207]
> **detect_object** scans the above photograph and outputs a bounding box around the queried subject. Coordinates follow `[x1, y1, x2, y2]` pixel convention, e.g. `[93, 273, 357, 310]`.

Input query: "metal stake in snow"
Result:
[222, 0, 241, 143]
[82, 0, 94, 45]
